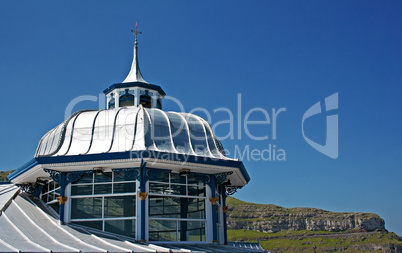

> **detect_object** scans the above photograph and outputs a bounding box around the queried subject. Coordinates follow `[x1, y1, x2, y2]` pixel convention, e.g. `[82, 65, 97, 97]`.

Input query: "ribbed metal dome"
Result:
[35, 106, 227, 159]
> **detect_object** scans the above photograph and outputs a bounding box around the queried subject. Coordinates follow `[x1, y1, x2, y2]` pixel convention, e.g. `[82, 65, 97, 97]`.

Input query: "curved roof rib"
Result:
[35, 107, 227, 160]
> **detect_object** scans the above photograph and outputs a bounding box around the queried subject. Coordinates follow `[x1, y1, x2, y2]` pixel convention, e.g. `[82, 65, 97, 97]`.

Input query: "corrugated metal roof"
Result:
[0, 191, 266, 252]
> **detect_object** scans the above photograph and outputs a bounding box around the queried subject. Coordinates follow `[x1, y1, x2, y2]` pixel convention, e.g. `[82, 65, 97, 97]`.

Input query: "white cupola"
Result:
[104, 23, 165, 110]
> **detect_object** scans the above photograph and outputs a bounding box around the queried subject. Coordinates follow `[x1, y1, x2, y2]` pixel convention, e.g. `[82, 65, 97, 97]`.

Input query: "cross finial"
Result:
[131, 22, 142, 45]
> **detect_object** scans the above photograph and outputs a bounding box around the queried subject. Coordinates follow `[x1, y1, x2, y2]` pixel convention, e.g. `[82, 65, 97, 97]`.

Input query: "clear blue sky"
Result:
[1, 1, 401, 235]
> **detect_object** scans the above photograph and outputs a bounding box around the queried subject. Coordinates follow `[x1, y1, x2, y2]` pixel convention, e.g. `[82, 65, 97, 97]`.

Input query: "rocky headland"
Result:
[226, 197, 402, 252]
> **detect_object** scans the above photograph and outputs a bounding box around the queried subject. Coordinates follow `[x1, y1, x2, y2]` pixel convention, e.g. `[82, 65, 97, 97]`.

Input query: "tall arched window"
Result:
[157, 99, 162, 110]
[140, 94, 152, 108]
[108, 98, 115, 109]
[119, 94, 134, 107]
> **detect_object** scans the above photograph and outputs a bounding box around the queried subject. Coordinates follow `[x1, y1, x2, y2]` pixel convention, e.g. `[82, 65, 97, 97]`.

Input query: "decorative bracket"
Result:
[56, 196, 68, 204]
[16, 184, 35, 195]
[43, 169, 62, 183]
[139, 192, 148, 201]
[225, 186, 242, 196]
[43, 169, 93, 184]
[192, 172, 211, 184]
[190, 171, 232, 186]
[209, 197, 219, 205]
[222, 206, 229, 213]
[215, 172, 233, 184]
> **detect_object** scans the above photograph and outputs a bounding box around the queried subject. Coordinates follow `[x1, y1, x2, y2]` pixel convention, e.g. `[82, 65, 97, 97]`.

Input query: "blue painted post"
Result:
[209, 176, 218, 243]
[139, 160, 147, 242]
[58, 172, 68, 223]
[222, 185, 228, 245]
[43, 169, 93, 224]
[34, 184, 44, 199]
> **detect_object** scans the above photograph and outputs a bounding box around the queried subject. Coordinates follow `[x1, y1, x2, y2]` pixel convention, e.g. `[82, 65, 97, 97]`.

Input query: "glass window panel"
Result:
[105, 219, 136, 238]
[177, 221, 206, 241]
[188, 185, 205, 197]
[104, 196, 136, 218]
[94, 172, 112, 183]
[73, 173, 93, 184]
[148, 172, 169, 183]
[187, 221, 205, 242]
[113, 171, 136, 182]
[119, 94, 134, 107]
[188, 199, 205, 219]
[149, 197, 180, 218]
[187, 174, 200, 185]
[113, 182, 135, 194]
[170, 184, 186, 195]
[140, 95, 152, 108]
[149, 220, 177, 241]
[149, 183, 169, 194]
[94, 184, 112, 195]
[177, 221, 204, 241]
[170, 173, 185, 184]
[149, 197, 205, 219]
[71, 185, 93, 196]
[71, 197, 102, 219]
[72, 220, 102, 231]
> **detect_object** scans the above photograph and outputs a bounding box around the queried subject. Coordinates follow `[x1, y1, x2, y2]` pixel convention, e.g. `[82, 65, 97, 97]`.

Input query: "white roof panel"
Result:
[35, 106, 228, 160]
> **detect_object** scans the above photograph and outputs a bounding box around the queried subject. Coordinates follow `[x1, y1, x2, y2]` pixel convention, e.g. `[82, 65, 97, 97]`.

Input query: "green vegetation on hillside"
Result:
[226, 196, 402, 252]
[0, 170, 13, 182]
[226, 196, 379, 220]
[228, 229, 402, 252]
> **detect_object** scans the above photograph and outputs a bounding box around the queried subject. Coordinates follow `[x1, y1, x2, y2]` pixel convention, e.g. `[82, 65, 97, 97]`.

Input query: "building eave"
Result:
[7, 158, 38, 182]
[103, 82, 166, 96]
[9, 150, 250, 186]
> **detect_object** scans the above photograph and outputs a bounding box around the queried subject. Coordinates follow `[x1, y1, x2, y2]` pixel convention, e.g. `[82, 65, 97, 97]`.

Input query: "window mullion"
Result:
[169, 173, 171, 194]
[92, 173, 95, 195]
[176, 220, 179, 241]
[186, 176, 188, 196]
[102, 196, 105, 231]
[111, 171, 114, 194]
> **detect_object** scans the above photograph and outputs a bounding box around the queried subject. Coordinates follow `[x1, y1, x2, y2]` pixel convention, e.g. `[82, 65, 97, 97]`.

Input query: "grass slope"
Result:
[227, 197, 402, 252]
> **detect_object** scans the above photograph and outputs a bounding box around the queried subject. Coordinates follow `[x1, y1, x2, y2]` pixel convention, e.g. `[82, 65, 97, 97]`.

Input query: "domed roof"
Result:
[35, 106, 227, 159]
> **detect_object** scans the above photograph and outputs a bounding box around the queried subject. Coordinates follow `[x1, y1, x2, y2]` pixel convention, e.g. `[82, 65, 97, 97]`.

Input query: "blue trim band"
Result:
[7, 158, 38, 181]
[104, 82, 166, 96]
[11, 150, 251, 184]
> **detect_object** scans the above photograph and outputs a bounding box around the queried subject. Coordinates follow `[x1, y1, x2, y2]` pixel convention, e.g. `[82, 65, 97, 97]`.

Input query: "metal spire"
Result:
[122, 22, 148, 83]
[132, 22, 141, 46]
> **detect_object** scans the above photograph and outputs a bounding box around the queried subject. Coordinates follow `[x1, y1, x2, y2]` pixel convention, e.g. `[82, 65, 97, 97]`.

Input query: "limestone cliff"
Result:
[226, 197, 402, 252]
[226, 197, 385, 233]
